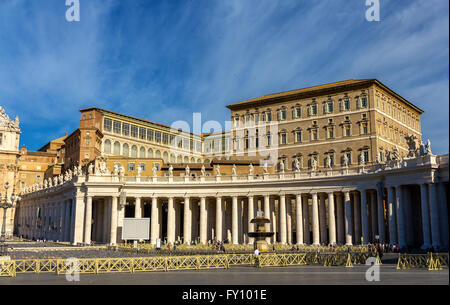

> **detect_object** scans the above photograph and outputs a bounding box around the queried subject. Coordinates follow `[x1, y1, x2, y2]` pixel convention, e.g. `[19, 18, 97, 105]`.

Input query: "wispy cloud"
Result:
[0, 0, 448, 153]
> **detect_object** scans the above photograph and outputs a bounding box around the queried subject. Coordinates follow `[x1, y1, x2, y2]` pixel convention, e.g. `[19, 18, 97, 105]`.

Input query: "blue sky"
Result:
[0, 0, 448, 154]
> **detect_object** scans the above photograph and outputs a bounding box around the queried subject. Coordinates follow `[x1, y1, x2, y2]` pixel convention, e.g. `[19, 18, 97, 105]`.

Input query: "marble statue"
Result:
[201, 165, 206, 176]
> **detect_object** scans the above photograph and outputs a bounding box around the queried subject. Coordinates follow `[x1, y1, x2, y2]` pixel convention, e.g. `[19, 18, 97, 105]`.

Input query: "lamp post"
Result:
[0, 182, 20, 255]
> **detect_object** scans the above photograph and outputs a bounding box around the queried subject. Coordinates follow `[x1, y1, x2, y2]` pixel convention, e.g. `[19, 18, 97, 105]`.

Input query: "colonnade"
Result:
[16, 181, 448, 250]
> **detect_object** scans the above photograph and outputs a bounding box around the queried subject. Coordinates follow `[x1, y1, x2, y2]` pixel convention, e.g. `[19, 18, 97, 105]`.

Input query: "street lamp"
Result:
[0, 182, 20, 255]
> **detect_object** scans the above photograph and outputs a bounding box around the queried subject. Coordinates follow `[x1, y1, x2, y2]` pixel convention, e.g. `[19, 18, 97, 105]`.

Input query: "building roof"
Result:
[37, 135, 67, 152]
[226, 79, 424, 114]
[80, 107, 202, 138]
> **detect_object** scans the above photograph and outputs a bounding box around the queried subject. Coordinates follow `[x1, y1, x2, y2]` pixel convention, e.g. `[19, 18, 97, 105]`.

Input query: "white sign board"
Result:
[122, 218, 150, 240]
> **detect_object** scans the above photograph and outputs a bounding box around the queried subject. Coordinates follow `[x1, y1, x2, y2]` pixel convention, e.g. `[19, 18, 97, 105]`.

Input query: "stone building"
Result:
[227, 79, 423, 170]
[0, 106, 21, 237]
[9, 79, 450, 250]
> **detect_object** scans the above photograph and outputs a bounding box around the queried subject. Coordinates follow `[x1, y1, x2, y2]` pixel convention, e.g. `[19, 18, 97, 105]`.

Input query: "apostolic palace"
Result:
[1, 79, 448, 250]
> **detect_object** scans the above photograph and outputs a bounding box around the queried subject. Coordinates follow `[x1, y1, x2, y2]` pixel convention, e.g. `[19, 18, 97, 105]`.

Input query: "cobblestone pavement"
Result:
[0, 265, 448, 285]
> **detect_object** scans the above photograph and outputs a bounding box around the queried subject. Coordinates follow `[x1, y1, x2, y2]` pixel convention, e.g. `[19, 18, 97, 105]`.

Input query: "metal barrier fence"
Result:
[396, 253, 449, 271]
[11, 251, 447, 278]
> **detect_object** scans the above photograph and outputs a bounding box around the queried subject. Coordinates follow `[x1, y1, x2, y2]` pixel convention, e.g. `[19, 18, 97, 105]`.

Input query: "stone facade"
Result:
[227, 79, 423, 170]
[0, 106, 21, 237]
[16, 153, 449, 250]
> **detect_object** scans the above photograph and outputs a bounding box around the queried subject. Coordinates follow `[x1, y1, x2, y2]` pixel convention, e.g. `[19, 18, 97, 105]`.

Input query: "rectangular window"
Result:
[139, 163, 146, 171]
[131, 125, 138, 138]
[296, 131, 302, 142]
[122, 123, 130, 136]
[362, 123, 368, 134]
[147, 129, 154, 141]
[311, 105, 317, 115]
[266, 112, 272, 121]
[127, 163, 135, 171]
[328, 103, 333, 113]
[346, 153, 352, 164]
[344, 100, 350, 110]
[328, 128, 334, 139]
[361, 97, 367, 108]
[296, 107, 301, 118]
[364, 151, 369, 162]
[155, 131, 161, 143]
[139, 127, 146, 140]
[312, 130, 318, 140]
[281, 134, 287, 144]
[162, 133, 169, 145]
[104, 118, 112, 132]
[254, 114, 259, 124]
[345, 126, 351, 137]
[113, 121, 121, 134]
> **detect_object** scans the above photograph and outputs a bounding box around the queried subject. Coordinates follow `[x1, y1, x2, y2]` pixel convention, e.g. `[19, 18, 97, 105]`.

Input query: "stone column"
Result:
[279, 194, 287, 245]
[286, 198, 292, 245]
[311, 192, 320, 246]
[151, 197, 159, 245]
[60, 201, 66, 241]
[437, 182, 449, 248]
[318, 193, 327, 244]
[353, 192, 361, 244]
[183, 197, 192, 244]
[302, 194, 310, 245]
[200, 197, 207, 244]
[84, 196, 93, 244]
[231, 196, 238, 244]
[344, 191, 353, 246]
[376, 187, 385, 244]
[328, 192, 336, 245]
[135, 197, 142, 218]
[71, 195, 85, 245]
[270, 197, 277, 244]
[110, 196, 118, 245]
[420, 184, 432, 249]
[395, 186, 407, 248]
[336, 193, 344, 245]
[428, 183, 441, 248]
[264, 195, 270, 243]
[103, 199, 111, 244]
[247, 196, 254, 244]
[387, 187, 397, 245]
[167, 197, 175, 244]
[295, 194, 303, 245]
[370, 191, 378, 243]
[216, 196, 224, 242]
[360, 190, 369, 245]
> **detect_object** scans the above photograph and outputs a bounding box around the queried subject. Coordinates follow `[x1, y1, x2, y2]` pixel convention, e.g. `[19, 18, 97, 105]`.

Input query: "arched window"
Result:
[122, 143, 129, 157]
[163, 152, 169, 163]
[204, 159, 210, 164]
[184, 156, 189, 163]
[104, 139, 111, 154]
[140, 147, 146, 158]
[170, 153, 176, 163]
[177, 155, 183, 163]
[148, 148, 154, 158]
[155, 150, 161, 159]
[114, 141, 120, 155]
[197, 158, 202, 163]
[131, 145, 138, 158]
[190, 157, 195, 163]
